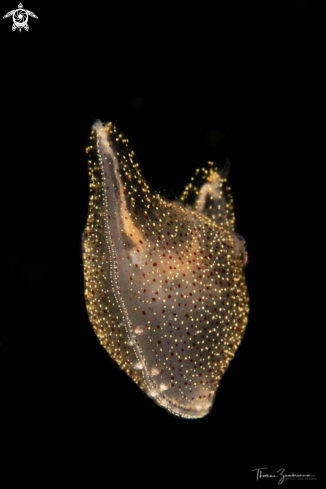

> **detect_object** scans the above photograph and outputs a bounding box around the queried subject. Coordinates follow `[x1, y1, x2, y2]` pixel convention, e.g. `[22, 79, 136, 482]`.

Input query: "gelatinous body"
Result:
[82, 121, 249, 419]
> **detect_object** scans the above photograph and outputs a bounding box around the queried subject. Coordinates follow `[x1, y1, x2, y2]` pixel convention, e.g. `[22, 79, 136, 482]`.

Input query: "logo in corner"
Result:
[3, 3, 38, 32]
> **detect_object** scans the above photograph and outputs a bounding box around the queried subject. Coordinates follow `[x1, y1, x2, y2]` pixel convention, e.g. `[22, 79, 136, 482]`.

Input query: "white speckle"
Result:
[150, 367, 160, 376]
[133, 361, 143, 370]
[147, 389, 159, 399]
[134, 326, 144, 335]
[159, 382, 168, 391]
[130, 247, 145, 266]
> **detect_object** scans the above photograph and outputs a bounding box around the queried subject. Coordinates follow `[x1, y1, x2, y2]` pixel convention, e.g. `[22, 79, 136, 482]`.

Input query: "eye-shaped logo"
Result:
[3, 3, 38, 32]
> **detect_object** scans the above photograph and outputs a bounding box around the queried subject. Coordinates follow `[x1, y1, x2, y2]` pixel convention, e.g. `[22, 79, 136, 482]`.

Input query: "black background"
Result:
[1, 2, 323, 486]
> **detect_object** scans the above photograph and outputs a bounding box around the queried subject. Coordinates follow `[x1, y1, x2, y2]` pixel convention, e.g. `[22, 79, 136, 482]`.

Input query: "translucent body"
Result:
[82, 121, 249, 419]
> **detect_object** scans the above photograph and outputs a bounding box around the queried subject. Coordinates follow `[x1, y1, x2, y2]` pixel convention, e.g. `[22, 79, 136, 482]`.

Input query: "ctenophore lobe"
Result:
[82, 121, 249, 419]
